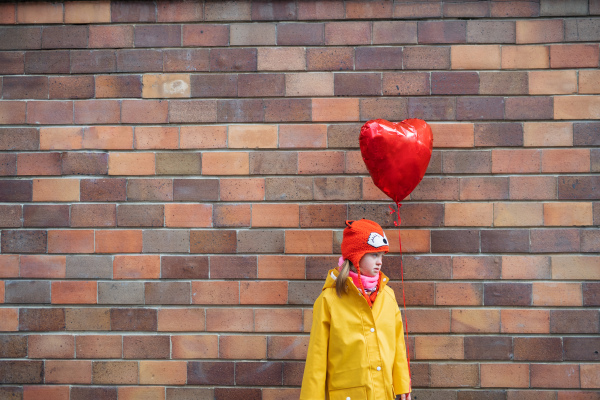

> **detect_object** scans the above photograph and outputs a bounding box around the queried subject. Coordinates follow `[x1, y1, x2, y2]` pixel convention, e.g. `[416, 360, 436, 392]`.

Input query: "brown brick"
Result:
[475, 123, 523, 147]
[27, 100, 73, 125]
[76, 335, 122, 359]
[431, 230, 479, 253]
[485, 282, 532, 306]
[531, 229, 580, 253]
[583, 282, 600, 306]
[70, 50, 117, 73]
[531, 364, 580, 388]
[49, 76, 94, 99]
[251, 153, 298, 175]
[0, 361, 43, 384]
[510, 176, 556, 201]
[98, 282, 144, 305]
[20, 254, 66, 278]
[265, 177, 312, 201]
[265, 98, 311, 122]
[419, 21, 466, 44]
[111, 308, 157, 332]
[559, 176, 600, 200]
[62, 152, 108, 176]
[430, 363, 479, 387]
[279, 124, 327, 149]
[516, 19, 563, 44]
[404, 46, 450, 70]
[401, 256, 452, 280]
[1, 230, 46, 253]
[277, 22, 323, 45]
[505, 96, 554, 120]
[460, 176, 508, 200]
[0, 3, 14, 24]
[324, 21, 370, 45]
[0, 101, 25, 124]
[29, 334, 74, 359]
[74, 99, 120, 124]
[160, 256, 208, 279]
[142, 229, 190, 253]
[444, 1, 489, 17]
[306, 47, 354, 71]
[166, 388, 214, 400]
[83, 126, 133, 150]
[464, 336, 512, 361]
[70, 204, 115, 228]
[210, 48, 257, 72]
[89, 25, 133, 48]
[19, 308, 65, 331]
[125, 179, 171, 201]
[117, 49, 163, 72]
[172, 334, 217, 358]
[164, 48, 210, 72]
[237, 230, 284, 253]
[192, 281, 239, 305]
[0, 155, 15, 177]
[481, 364, 529, 389]
[297, 0, 344, 19]
[451, 309, 500, 333]
[0, 205, 20, 227]
[213, 203, 250, 227]
[134, 25, 181, 47]
[355, 47, 403, 71]
[0, 27, 41, 50]
[0, 335, 27, 358]
[81, 178, 126, 201]
[436, 282, 482, 306]
[116, 204, 164, 227]
[187, 362, 234, 385]
[574, 122, 600, 146]
[70, 387, 117, 400]
[513, 337, 562, 361]
[314, 177, 361, 201]
[551, 44, 600, 68]
[334, 73, 381, 96]
[451, 44, 501, 70]
[190, 230, 236, 253]
[551, 310, 599, 335]
[237, 73, 284, 98]
[408, 97, 455, 121]
[17, 2, 62, 23]
[288, 281, 322, 305]
[456, 97, 505, 120]
[95, 75, 141, 98]
[5, 280, 50, 304]
[432, 72, 479, 95]
[42, 26, 87, 49]
[17, 152, 61, 176]
[22, 205, 68, 228]
[236, 362, 282, 386]
[0, 179, 32, 202]
[92, 361, 137, 384]
[467, 20, 516, 43]
[111, 1, 156, 22]
[190, 74, 237, 97]
[382, 72, 430, 96]
[251, 0, 296, 20]
[231, 23, 275, 46]
[481, 229, 530, 253]
[3, 76, 47, 99]
[0, 128, 38, 151]
[217, 99, 264, 122]
[299, 204, 347, 228]
[480, 71, 528, 95]
[210, 255, 256, 279]
[145, 282, 190, 305]
[564, 337, 600, 361]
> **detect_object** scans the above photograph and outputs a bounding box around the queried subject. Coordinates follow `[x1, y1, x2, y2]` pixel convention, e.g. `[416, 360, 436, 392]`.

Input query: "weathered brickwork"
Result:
[0, 0, 599, 398]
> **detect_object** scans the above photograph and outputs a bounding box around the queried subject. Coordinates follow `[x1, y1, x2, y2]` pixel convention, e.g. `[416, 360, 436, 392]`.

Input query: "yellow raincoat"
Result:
[300, 269, 411, 400]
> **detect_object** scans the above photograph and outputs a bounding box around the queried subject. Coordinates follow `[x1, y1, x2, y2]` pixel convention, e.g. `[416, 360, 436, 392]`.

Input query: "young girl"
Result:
[300, 219, 411, 400]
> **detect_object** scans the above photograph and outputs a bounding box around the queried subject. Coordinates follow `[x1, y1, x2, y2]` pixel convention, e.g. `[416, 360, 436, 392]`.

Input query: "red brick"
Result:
[219, 335, 266, 359]
[192, 281, 239, 305]
[430, 363, 479, 388]
[28, 334, 74, 358]
[451, 309, 500, 333]
[76, 335, 122, 359]
[96, 230, 143, 254]
[213, 204, 251, 227]
[258, 255, 305, 279]
[268, 336, 309, 360]
[551, 44, 600, 68]
[0, 101, 26, 124]
[436, 282, 482, 306]
[265, 98, 311, 123]
[0, 27, 41, 50]
[481, 364, 529, 388]
[70, 386, 117, 400]
[18, 308, 65, 332]
[157, 309, 205, 332]
[444, 2, 489, 17]
[122, 100, 168, 124]
[0, 255, 19, 278]
[164, 204, 211, 228]
[404, 46, 450, 70]
[285, 230, 332, 254]
[543, 149, 590, 173]
[45, 360, 92, 384]
[0, 308, 18, 331]
[306, 47, 354, 71]
[172, 335, 217, 358]
[492, 149, 541, 173]
[0, 4, 15, 24]
[111, 310, 157, 333]
[52, 281, 97, 304]
[510, 176, 557, 200]
[187, 361, 235, 386]
[460, 177, 508, 200]
[210, 255, 257, 279]
[206, 308, 254, 332]
[325, 21, 371, 45]
[501, 309, 550, 333]
[419, 20, 467, 44]
[134, 25, 181, 48]
[464, 336, 512, 361]
[0, 127, 38, 151]
[89, 25, 133, 48]
[42, 25, 88, 49]
[22, 386, 69, 400]
[27, 101, 73, 125]
[83, 126, 133, 150]
[47, 230, 94, 254]
[240, 281, 287, 305]
[140, 360, 187, 385]
[415, 335, 463, 360]
[182, 24, 228, 46]
[74, 100, 120, 124]
[20, 255, 65, 278]
[202, 152, 249, 175]
[517, 19, 563, 44]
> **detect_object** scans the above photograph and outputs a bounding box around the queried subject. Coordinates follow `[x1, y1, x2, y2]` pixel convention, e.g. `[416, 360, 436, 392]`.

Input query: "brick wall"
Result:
[0, 0, 599, 399]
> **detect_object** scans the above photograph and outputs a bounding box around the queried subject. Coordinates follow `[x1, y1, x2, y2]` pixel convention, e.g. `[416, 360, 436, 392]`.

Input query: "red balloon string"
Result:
[390, 202, 411, 388]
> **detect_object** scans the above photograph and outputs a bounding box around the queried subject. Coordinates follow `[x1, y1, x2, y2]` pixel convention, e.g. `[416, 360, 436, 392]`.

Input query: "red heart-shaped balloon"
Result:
[360, 118, 433, 203]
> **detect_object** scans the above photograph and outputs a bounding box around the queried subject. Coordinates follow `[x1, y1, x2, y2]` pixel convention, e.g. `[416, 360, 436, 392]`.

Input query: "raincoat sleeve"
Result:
[393, 305, 411, 395]
[300, 294, 330, 400]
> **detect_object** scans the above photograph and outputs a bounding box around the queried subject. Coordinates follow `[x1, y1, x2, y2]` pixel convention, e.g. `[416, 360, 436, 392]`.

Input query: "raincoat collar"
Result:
[323, 268, 390, 293]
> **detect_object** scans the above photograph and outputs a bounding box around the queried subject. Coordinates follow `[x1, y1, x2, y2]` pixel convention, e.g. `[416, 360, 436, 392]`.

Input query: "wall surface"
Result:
[0, 0, 599, 399]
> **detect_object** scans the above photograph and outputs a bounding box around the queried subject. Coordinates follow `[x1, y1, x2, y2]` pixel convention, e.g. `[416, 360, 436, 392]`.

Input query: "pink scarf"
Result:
[349, 270, 380, 292]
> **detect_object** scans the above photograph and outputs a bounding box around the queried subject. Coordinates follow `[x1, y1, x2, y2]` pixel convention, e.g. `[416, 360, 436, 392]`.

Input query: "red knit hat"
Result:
[341, 219, 389, 268]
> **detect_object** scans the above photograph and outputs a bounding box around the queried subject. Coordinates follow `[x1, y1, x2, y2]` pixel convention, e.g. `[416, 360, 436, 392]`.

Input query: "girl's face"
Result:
[359, 252, 384, 277]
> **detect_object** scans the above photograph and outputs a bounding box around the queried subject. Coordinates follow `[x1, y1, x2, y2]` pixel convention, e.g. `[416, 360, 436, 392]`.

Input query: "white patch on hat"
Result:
[367, 232, 388, 248]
